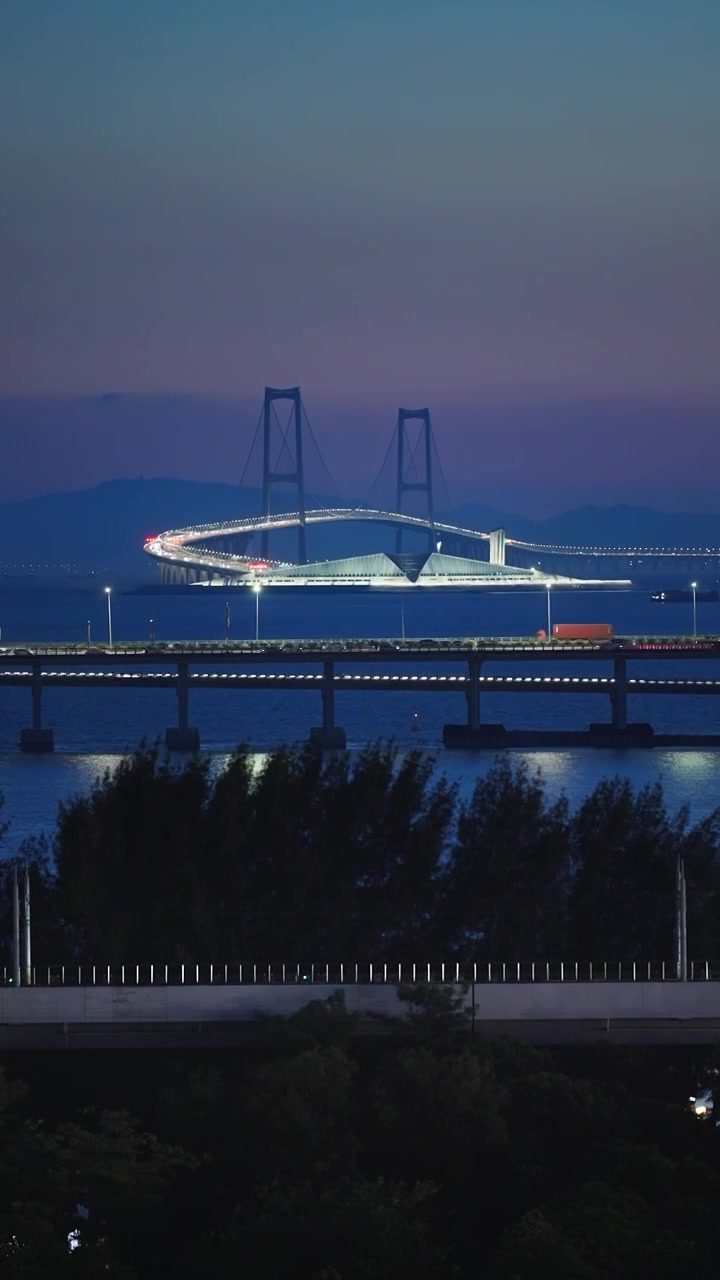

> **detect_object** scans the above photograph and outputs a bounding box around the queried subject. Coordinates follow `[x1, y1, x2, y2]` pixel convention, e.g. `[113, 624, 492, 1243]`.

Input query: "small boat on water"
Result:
[651, 589, 719, 603]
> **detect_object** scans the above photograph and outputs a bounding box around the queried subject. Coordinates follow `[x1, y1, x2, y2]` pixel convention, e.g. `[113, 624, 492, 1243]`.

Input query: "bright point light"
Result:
[252, 582, 262, 594]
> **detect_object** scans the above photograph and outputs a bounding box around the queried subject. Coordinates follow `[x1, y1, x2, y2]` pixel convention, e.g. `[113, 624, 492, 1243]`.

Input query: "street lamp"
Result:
[86, 619, 91, 646]
[224, 601, 231, 644]
[252, 581, 262, 642]
[104, 587, 113, 650]
[546, 582, 553, 638]
[691, 582, 698, 639]
[149, 618, 155, 645]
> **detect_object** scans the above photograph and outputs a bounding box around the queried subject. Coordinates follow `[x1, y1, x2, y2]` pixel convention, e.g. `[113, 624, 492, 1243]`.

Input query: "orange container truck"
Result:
[552, 623, 613, 641]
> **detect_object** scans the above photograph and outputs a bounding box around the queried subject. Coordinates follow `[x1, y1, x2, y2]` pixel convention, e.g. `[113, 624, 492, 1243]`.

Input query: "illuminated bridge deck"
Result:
[3, 670, 720, 695]
[143, 507, 720, 584]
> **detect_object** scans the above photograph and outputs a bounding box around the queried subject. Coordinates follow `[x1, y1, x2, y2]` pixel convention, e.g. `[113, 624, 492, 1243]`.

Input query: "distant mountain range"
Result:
[0, 477, 718, 583]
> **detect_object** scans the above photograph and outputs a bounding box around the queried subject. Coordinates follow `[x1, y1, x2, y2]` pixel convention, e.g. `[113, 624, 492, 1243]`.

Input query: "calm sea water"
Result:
[0, 582, 719, 858]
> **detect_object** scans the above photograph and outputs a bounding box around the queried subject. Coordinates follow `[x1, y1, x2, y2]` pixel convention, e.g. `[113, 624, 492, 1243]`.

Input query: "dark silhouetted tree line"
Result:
[1, 991, 720, 1277]
[3, 743, 720, 964]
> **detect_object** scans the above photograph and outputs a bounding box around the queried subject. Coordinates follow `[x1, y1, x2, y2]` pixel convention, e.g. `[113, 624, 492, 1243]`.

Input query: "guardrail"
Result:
[4, 960, 718, 987]
[1, 636, 719, 657]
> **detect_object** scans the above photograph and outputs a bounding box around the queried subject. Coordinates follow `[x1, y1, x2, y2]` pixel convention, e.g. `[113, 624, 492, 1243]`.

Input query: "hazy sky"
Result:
[2, 1, 719, 510]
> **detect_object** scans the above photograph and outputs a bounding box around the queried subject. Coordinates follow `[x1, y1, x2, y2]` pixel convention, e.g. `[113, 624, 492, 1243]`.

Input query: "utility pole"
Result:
[22, 864, 32, 986]
[674, 854, 688, 982]
[11, 865, 20, 987]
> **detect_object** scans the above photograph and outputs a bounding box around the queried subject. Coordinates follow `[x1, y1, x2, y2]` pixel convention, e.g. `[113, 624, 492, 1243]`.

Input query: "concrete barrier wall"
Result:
[1, 982, 720, 1027]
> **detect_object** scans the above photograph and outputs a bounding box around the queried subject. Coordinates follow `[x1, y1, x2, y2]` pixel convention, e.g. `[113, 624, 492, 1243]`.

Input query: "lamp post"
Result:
[104, 587, 113, 650]
[691, 582, 698, 640]
[86, 619, 91, 646]
[149, 618, 155, 645]
[224, 601, 230, 644]
[546, 582, 552, 638]
[252, 581, 262, 642]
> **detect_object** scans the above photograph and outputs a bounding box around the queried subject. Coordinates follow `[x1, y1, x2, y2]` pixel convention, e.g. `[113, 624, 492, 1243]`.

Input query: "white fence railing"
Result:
[3, 960, 719, 987]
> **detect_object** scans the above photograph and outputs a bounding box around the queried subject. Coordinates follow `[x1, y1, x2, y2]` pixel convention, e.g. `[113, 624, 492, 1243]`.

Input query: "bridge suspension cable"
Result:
[364, 419, 399, 509]
[298, 395, 341, 505]
[237, 402, 265, 491]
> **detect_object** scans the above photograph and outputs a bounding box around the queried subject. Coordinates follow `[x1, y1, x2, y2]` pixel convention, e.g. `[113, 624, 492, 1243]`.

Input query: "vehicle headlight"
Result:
[695, 1104, 707, 1116]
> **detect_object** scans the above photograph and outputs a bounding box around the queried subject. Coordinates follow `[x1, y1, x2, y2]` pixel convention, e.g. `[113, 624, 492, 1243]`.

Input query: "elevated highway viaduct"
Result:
[3, 638, 720, 751]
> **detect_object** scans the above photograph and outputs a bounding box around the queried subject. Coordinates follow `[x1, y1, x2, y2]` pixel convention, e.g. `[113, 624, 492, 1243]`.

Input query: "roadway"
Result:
[144, 507, 720, 563]
[0, 637, 719, 666]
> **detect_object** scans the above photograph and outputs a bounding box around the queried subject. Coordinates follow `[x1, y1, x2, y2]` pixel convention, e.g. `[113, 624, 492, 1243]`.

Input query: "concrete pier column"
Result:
[310, 661, 346, 749]
[165, 662, 200, 751]
[611, 658, 628, 731]
[466, 656, 482, 729]
[20, 664, 54, 752]
[443, 656, 506, 747]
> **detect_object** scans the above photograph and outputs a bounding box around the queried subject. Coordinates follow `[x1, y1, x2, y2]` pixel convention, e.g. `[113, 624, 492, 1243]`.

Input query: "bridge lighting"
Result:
[104, 587, 113, 650]
[252, 580, 262, 642]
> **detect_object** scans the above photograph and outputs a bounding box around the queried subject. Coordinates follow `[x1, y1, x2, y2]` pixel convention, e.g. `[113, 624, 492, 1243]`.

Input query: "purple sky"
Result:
[2, 2, 719, 513]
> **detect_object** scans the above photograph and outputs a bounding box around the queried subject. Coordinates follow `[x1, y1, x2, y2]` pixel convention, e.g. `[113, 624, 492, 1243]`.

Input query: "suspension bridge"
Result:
[144, 387, 720, 588]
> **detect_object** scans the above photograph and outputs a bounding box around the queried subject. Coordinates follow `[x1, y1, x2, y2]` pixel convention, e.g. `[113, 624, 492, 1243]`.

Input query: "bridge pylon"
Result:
[489, 529, 507, 566]
[261, 387, 307, 564]
[396, 408, 435, 553]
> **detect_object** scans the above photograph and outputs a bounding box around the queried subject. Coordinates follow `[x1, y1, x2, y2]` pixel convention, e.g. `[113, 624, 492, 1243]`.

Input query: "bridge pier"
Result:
[165, 662, 200, 752]
[443, 657, 507, 748]
[588, 657, 653, 745]
[20, 664, 54, 752]
[611, 658, 628, 731]
[468, 656, 481, 729]
[310, 662, 346, 750]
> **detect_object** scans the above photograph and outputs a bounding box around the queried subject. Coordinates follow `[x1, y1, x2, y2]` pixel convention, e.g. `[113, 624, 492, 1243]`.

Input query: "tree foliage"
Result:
[10, 743, 720, 967]
[0, 998, 716, 1277]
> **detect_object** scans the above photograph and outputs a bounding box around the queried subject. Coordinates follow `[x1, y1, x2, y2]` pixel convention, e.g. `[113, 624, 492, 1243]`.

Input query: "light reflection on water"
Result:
[1, 745, 718, 862]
